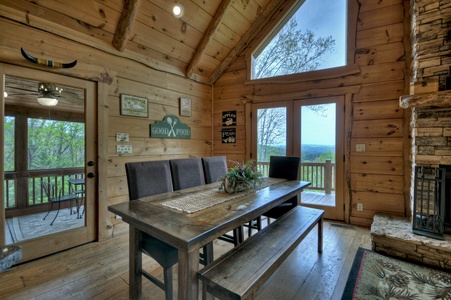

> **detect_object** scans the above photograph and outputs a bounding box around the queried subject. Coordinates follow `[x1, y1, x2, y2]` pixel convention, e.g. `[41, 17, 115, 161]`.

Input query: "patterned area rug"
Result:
[342, 248, 451, 300]
[11, 206, 84, 242]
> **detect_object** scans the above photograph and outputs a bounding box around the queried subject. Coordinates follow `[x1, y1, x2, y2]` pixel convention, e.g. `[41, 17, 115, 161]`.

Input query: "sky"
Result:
[301, 104, 336, 146]
[294, 0, 347, 69]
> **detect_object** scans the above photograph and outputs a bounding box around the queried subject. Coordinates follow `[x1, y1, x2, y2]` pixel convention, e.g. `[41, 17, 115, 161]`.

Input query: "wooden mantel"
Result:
[399, 90, 451, 108]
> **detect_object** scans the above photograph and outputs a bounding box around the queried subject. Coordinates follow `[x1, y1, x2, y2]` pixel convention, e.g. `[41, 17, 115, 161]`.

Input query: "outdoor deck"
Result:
[301, 190, 335, 206]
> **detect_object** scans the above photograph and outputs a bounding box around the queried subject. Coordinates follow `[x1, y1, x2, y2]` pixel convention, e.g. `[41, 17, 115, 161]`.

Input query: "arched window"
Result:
[251, 0, 347, 80]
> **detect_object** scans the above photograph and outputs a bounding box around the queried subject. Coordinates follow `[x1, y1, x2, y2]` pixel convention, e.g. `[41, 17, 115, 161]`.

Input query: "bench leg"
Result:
[318, 217, 323, 253]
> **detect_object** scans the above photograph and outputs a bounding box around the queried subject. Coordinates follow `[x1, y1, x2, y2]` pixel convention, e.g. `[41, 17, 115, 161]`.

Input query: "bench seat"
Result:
[197, 206, 324, 300]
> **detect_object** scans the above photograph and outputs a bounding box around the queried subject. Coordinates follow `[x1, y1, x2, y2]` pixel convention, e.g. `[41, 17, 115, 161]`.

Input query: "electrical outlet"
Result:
[116, 133, 129, 142]
[356, 144, 366, 152]
[357, 203, 363, 211]
[117, 145, 132, 154]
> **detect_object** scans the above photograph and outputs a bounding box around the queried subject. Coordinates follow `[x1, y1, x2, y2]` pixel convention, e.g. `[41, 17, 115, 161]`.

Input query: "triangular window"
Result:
[252, 0, 347, 80]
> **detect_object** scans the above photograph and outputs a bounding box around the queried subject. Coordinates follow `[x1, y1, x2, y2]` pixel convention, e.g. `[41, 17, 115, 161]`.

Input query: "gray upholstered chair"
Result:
[246, 156, 301, 236]
[125, 160, 191, 300]
[201, 156, 244, 246]
[169, 157, 218, 263]
[202, 156, 228, 184]
[170, 157, 205, 190]
[263, 156, 301, 220]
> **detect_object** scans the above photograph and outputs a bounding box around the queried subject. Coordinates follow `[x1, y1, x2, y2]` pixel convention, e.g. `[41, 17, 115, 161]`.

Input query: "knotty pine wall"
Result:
[0, 18, 212, 239]
[212, 0, 411, 226]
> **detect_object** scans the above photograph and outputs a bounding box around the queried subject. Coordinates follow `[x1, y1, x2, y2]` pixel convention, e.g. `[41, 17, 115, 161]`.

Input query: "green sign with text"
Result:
[150, 115, 191, 139]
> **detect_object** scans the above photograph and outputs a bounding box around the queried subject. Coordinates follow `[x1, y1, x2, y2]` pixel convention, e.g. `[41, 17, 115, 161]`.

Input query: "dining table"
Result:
[108, 178, 311, 300]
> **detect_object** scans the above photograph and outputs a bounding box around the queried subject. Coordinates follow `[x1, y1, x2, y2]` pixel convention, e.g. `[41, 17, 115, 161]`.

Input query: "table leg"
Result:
[178, 248, 200, 300]
[129, 225, 142, 299]
[318, 217, 323, 253]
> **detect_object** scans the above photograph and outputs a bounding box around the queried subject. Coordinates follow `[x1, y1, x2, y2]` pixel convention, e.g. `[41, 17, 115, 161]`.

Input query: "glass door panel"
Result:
[1, 64, 96, 262]
[294, 97, 344, 220]
[252, 102, 292, 176]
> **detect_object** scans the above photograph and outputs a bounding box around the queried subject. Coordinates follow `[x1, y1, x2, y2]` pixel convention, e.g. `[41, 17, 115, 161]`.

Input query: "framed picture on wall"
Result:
[120, 94, 148, 118]
[180, 98, 192, 116]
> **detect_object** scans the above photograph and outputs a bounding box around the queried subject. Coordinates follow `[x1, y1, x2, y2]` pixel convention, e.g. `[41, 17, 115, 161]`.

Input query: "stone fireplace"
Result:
[370, 0, 451, 270]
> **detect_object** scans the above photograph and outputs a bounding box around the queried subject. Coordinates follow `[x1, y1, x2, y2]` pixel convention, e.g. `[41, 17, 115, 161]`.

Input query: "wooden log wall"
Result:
[0, 11, 212, 238]
[213, 0, 411, 226]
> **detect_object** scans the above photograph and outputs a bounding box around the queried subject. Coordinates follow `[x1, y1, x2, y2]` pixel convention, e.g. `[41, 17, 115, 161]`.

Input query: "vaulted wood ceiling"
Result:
[2, 0, 297, 85]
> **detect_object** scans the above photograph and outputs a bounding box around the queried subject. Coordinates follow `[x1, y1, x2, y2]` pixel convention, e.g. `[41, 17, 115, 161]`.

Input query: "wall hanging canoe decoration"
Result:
[21, 47, 77, 68]
[150, 115, 191, 139]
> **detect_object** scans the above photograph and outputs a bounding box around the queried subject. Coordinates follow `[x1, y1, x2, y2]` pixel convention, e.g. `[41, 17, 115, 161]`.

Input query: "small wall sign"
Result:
[150, 115, 191, 139]
[120, 94, 148, 118]
[180, 98, 192, 116]
[222, 110, 236, 126]
[222, 128, 236, 143]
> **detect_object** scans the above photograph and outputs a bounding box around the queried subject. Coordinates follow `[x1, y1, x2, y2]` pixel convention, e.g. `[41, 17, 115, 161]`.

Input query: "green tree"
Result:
[27, 119, 85, 170]
[316, 150, 335, 163]
[4, 116, 15, 171]
[257, 107, 286, 162]
[254, 19, 335, 79]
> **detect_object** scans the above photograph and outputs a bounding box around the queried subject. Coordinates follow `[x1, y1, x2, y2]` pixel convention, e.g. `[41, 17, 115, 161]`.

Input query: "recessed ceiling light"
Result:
[173, 4, 184, 18]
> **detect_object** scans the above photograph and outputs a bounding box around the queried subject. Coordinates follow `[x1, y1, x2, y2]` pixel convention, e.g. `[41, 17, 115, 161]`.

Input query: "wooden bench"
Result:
[197, 206, 324, 300]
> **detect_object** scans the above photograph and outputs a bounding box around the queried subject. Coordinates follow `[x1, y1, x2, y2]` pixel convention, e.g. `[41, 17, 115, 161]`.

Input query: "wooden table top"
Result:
[108, 179, 311, 252]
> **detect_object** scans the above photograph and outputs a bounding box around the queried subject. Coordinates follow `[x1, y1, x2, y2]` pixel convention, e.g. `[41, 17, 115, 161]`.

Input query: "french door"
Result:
[252, 96, 344, 220]
[0, 64, 97, 262]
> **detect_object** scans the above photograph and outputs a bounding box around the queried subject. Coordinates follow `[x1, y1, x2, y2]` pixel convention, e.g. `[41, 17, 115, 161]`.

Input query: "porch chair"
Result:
[201, 156, 243, 246]
[42, 181, 78, 226]
[126, 160, 202, 300]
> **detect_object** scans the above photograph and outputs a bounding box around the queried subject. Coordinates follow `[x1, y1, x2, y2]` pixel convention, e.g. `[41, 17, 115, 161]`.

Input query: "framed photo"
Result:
[180, 98, 192, 116]
[120, 94, 148, 118]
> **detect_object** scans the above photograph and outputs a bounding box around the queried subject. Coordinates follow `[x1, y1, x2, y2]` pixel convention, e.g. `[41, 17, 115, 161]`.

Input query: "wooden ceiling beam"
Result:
[209, 0, 297, 84]
[113, 0, 142, 52]
[186, 0, 233, 80]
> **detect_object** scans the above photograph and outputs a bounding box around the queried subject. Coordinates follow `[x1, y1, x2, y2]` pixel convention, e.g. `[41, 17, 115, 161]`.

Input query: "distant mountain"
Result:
[301, 144, 335, 162]
[257, 144, 335, 162]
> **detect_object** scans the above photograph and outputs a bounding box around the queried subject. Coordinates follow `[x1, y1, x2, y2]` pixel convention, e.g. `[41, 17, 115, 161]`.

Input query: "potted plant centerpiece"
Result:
[219, 160, 263, 194]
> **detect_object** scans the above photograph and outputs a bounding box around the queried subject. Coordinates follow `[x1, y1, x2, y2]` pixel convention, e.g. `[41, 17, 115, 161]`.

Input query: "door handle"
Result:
[87, 172, 95, 178]
[87, 161, 95, 166]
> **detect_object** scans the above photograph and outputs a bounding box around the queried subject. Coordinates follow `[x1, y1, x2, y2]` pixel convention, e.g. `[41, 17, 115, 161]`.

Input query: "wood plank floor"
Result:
[0, 220, 371, 300]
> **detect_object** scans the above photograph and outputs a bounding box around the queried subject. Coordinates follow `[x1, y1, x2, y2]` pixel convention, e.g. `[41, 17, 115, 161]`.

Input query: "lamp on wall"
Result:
[172, 3, 184, 18]
[37, 92, 58, 106]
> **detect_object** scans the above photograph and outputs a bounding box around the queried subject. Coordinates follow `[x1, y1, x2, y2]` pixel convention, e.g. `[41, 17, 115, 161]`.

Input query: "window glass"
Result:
[28, 118, 85, 170]
[252, 0, 347, 79]
[4, 116, 15, 172]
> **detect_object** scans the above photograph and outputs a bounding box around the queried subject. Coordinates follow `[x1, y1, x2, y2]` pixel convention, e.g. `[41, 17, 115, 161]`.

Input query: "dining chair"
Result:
[202, 156, 228, 184]
[126, 160, 196, 300]
[262, 155, 301, 221]
[201, 156, 243, 246]
[169, 157, 205, 190]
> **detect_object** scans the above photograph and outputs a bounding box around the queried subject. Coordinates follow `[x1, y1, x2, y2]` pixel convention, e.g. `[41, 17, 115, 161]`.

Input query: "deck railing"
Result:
[257, 160, 335, 194]
[4, 168, 84, 216]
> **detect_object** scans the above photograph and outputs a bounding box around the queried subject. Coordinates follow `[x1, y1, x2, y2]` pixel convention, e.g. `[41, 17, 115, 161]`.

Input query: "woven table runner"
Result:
[160, 177, 286, 214]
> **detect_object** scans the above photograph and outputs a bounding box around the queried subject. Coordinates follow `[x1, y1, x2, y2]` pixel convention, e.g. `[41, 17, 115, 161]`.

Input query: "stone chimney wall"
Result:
[412, 0, 451, 91]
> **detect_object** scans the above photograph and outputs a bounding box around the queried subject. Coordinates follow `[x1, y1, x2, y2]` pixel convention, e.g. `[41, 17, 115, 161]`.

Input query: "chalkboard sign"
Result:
[222, 128, 236, 143]
[222, 110, 236, 126]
